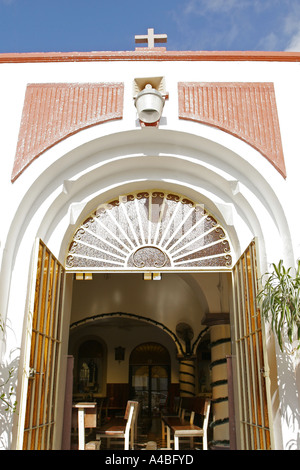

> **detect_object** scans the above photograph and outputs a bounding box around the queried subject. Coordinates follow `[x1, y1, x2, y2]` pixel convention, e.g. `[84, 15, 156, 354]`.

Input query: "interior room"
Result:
[67, 272, 230, 449]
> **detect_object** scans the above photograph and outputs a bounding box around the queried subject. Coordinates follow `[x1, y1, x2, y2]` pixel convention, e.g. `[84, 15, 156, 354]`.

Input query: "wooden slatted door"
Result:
[22, 240, 65, 450]
[232, 239, 274, 450]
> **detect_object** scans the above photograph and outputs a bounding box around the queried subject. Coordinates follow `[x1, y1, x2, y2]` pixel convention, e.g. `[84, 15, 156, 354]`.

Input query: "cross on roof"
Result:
[135, 28, 167, 49]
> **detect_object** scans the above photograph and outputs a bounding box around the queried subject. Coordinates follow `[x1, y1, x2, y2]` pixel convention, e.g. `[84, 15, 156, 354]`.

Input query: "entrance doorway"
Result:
[129, 343, 170, 417]
[18, 190, 275, 450]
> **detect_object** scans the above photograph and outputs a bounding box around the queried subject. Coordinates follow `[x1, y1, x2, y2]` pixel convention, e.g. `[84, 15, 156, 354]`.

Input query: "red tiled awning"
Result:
[178, 82, 286, 178]
[11, 82, 124, 182]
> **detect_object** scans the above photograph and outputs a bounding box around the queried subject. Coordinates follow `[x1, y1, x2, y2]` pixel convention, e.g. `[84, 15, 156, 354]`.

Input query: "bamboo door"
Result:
[21, 239, 65, 450]
[232, 239, 274, 450]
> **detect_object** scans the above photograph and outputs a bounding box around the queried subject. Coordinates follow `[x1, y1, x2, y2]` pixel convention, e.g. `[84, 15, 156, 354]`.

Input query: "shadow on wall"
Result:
[276, 351, 300, 450]
[0, 315, 19, 449]
[0, 355, 19, 449]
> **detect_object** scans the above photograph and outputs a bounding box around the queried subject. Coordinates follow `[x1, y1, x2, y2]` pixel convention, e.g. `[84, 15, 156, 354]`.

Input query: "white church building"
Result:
[0, 29, 299, 450]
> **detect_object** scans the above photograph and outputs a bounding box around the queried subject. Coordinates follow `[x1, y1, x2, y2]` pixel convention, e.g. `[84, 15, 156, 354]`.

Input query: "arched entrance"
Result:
[62, 189, 272, 449]
[19, 189, 274, 450]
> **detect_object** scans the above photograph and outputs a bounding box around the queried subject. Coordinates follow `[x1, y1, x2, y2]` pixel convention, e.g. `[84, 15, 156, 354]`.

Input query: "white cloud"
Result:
[182, 0, 277, 16]
[183, 0, 245, 16]
[251, 0, 279, 13]
[283, 4, 300, 51]
[256, 32, 280, 51]
[170, 0, 300, 51]
[285, 30, 300, 51]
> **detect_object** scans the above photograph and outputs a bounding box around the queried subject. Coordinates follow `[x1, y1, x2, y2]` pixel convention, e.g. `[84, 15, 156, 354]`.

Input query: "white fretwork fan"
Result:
[66, 191, 232, 270]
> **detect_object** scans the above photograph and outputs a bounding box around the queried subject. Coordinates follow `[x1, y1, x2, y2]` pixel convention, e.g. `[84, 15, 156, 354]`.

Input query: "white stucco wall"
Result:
[0, 55, 300, 449]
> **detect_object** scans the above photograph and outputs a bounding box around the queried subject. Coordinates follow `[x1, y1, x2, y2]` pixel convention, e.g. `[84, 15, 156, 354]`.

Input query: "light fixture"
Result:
[134, 84, 165, 124]
[143, 272, 162, 280]
[75, 273, 93, 280]
[152, 272, 162, 280]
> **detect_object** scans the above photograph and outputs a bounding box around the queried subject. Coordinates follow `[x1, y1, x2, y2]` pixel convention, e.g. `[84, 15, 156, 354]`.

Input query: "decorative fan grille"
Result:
[130, 342, 170, 365]
[66, 191, 232, 270]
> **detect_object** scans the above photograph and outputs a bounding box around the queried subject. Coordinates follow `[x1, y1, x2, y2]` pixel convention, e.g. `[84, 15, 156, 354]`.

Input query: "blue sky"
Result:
[1, 0, 300, 53]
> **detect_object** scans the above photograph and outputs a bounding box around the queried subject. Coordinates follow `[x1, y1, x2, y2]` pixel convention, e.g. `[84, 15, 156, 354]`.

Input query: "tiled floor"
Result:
[135, 416, 167, 450]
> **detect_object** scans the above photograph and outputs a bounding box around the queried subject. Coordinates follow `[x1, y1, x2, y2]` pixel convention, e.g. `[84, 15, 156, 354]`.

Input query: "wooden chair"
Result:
[173, 398, 211, 450]
[162, 397, 211, 450]
[161, 397, 190, 441]
[96, 401, 139, 450]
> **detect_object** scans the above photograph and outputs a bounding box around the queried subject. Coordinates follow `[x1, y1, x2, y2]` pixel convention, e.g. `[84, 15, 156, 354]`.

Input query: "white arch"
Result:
[1, 126, 294, 330]
[1, 124, 297, 451]
[1, 126, 292, 362]
[4, 127, 293, 270]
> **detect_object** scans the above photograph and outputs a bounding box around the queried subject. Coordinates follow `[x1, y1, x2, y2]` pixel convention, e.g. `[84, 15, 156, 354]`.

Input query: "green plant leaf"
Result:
[257, 260, 300, 353]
